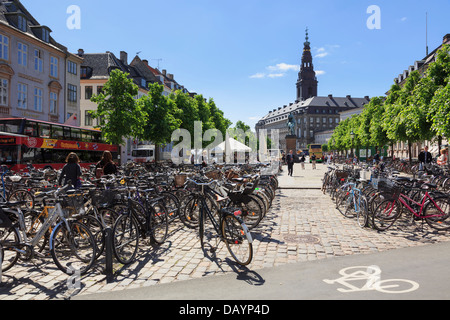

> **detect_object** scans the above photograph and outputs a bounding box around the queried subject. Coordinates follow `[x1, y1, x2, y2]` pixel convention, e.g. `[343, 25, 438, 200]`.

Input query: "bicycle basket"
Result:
[61, 193, 85, 217]
[90, 189, 118, 208]
[174, 174, 187, 187]
[377, 180, 401, 196]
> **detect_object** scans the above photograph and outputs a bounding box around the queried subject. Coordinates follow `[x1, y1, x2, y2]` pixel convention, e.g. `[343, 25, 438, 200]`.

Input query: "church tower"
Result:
[296, 28, 318, 101]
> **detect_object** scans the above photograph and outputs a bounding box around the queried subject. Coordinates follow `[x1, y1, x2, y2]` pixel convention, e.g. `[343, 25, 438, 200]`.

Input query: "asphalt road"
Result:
[73, 240, 450, 301]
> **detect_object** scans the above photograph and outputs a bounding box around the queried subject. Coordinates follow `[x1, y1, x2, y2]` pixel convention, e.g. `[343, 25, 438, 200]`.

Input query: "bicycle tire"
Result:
[0, 225, 20, 272]
[50, 220, 96, 275]
[181, 194, 201, 229]
[221, 213, 253, 266]
[424, 196, 450, 230]
[150, 201, 168, 244]
[112, 213, 139, 264]
[372, 199, 402, 231]
[336, 191, 354, 218]
[8, 189, 34, 210]
[356, 195, 369, 228]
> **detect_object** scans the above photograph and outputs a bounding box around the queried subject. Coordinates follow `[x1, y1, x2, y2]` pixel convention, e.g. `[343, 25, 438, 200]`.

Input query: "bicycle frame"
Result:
[395, 190, 446, 219]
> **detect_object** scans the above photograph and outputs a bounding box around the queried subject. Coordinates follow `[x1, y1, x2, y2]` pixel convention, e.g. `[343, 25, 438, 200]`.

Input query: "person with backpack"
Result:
[59, 152, 82, 188]
[95, 150, 117, 178]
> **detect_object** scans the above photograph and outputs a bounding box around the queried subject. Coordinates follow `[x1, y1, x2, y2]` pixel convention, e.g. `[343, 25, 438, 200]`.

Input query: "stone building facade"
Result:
[256, 29, 370, 152]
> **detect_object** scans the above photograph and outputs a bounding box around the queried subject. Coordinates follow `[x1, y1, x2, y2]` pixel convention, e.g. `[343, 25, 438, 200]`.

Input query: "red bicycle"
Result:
[372, 181, 450, 231]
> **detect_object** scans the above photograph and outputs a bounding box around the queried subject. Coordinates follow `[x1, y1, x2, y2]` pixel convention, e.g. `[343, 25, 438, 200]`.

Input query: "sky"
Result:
[21, 0, 450, 129]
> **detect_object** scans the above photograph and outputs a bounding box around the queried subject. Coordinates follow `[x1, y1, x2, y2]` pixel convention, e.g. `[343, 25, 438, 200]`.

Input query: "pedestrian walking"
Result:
[58, 152, 82, 189]
[300, 154, 305, 170]
[311, 153, 316, 169]
[95, 150, 117, 178]
[418, 146, 433, 171]
[286, 150, 294, 176]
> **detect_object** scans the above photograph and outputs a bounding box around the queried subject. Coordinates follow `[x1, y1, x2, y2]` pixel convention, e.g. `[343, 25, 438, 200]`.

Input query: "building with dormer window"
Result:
[0, 0, 83, 125]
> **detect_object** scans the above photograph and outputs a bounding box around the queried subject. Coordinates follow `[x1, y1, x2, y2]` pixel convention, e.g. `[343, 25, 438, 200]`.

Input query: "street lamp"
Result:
[350, 130, 355, 157]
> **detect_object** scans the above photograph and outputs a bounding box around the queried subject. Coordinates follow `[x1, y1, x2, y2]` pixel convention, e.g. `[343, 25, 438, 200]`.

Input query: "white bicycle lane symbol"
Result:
[323, 265, 419, 294]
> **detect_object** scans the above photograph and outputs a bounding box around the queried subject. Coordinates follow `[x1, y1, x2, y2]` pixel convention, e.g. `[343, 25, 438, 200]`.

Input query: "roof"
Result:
[0, 0, 68, 53]
[259, 95, 370, 121]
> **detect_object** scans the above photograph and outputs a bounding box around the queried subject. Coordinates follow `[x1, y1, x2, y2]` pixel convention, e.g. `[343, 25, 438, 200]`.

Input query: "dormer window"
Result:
[17, 14, 27, 32]
[141, 79, 146, 88]
[42, 28, 49, 42]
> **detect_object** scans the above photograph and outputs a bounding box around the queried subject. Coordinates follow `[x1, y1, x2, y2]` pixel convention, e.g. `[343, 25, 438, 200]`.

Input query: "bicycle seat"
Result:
[421, 183, 437, 189]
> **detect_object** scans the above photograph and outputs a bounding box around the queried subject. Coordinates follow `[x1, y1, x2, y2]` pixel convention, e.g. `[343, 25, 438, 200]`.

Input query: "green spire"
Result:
[304, 27, 310, 47]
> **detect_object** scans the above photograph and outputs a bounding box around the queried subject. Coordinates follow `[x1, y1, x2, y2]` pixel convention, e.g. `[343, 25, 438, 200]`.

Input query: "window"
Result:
[34, 49, 43, 72]
[50, 56, 58, 77]
[85, 110, 93, 126]
[97, 86, 103, 94]
[309, 117, 313, 124]
[42, 28, 49, 43]
[33, 88, 42, 112]
[322, 118, 327, 123]
[18, 83, 27, 109]
[0, 34, 8, 60]
[68, 84, 77, 102]
[80, 67, 87, 78]
[52, 125, 64, 139]
[39, 123, 50, 138]
[18, 42, 27, 66]
[17, 15, 27, 32]
[141, 79, 146, 88]
[85, 86, 93, 99]
[68, 61, 77, 75]
[0, 78, 8, 106]
[50, 92, 58, 114]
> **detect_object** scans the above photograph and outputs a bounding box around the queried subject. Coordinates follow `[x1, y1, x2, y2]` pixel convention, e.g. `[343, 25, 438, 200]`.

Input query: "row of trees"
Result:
[89, 69, 233, 150]
[327, 44, 450, 162]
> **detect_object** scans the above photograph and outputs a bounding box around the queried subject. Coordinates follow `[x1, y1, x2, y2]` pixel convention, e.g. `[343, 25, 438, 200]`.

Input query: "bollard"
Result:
[0, 243, 2, 284]
[104, 227, 113, 283]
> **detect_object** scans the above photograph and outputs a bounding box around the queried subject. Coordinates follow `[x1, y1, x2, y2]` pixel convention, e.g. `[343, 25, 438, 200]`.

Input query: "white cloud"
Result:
[315, 52, 329, 58]
[316, 70, 326, 76]
[249, 73, 265, 79]
[268, 73, 285, 78]
[267, 63, 299, 72]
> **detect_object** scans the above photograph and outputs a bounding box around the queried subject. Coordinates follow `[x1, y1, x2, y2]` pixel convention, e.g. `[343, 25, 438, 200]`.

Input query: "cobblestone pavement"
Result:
[0, 164, 449, 300]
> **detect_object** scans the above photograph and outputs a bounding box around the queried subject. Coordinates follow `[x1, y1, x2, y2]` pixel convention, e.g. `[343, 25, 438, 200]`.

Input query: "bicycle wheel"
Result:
[229, 196, 263, 230]
[50, 221, 96, 275]
[79, 215, 105, 260]
[0, 225, 20, 272]
[181, 195, 201, 229]
[424, 196, 450, 230]
[150, 201, 168, 244]
[8, 189, 34, 210]
[221, 213, 253, 266]
[356, 195, 369, 228]
[112, 213, 139, 264]
[372, 199, 402, 231]
[336, 191, 354, 218]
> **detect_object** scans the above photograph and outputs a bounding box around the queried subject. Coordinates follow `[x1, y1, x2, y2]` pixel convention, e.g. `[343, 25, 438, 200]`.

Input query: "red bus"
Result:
[0, 118, 119, 171]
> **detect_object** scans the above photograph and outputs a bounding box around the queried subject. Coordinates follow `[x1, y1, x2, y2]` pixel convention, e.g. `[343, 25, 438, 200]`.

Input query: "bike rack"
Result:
[104, 227, 114, 283]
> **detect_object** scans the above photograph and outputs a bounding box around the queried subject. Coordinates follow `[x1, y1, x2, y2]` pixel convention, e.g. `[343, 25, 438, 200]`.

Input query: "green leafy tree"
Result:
[90, 69, 147, 145]
[140, 83, 182, 146]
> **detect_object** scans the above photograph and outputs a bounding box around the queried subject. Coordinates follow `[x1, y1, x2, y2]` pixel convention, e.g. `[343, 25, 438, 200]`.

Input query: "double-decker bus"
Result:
[0, 118, 119, 171]
[309, 144, 323, 163]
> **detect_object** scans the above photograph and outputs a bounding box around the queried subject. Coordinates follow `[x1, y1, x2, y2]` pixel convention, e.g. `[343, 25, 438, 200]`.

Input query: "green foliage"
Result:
[90, 69, 147, 145]
[330, 45, 450, 157]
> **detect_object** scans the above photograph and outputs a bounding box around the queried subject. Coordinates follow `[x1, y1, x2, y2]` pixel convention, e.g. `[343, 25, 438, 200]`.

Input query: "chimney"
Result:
[142, 59, 149, 65]
[328, 94, 333, 98]
[444, 34, 450, 45]
[167, 73, 174, 80]
[162, 69, 167, 76]
[364, 96, 370, 101]
[120, 51, 128, 64]
[77, 48, 84, 56]
[346, 95, 351, 99]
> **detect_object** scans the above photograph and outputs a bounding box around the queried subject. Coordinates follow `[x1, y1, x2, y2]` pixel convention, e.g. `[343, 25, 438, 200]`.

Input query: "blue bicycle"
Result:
[335, 181, 369, 227]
